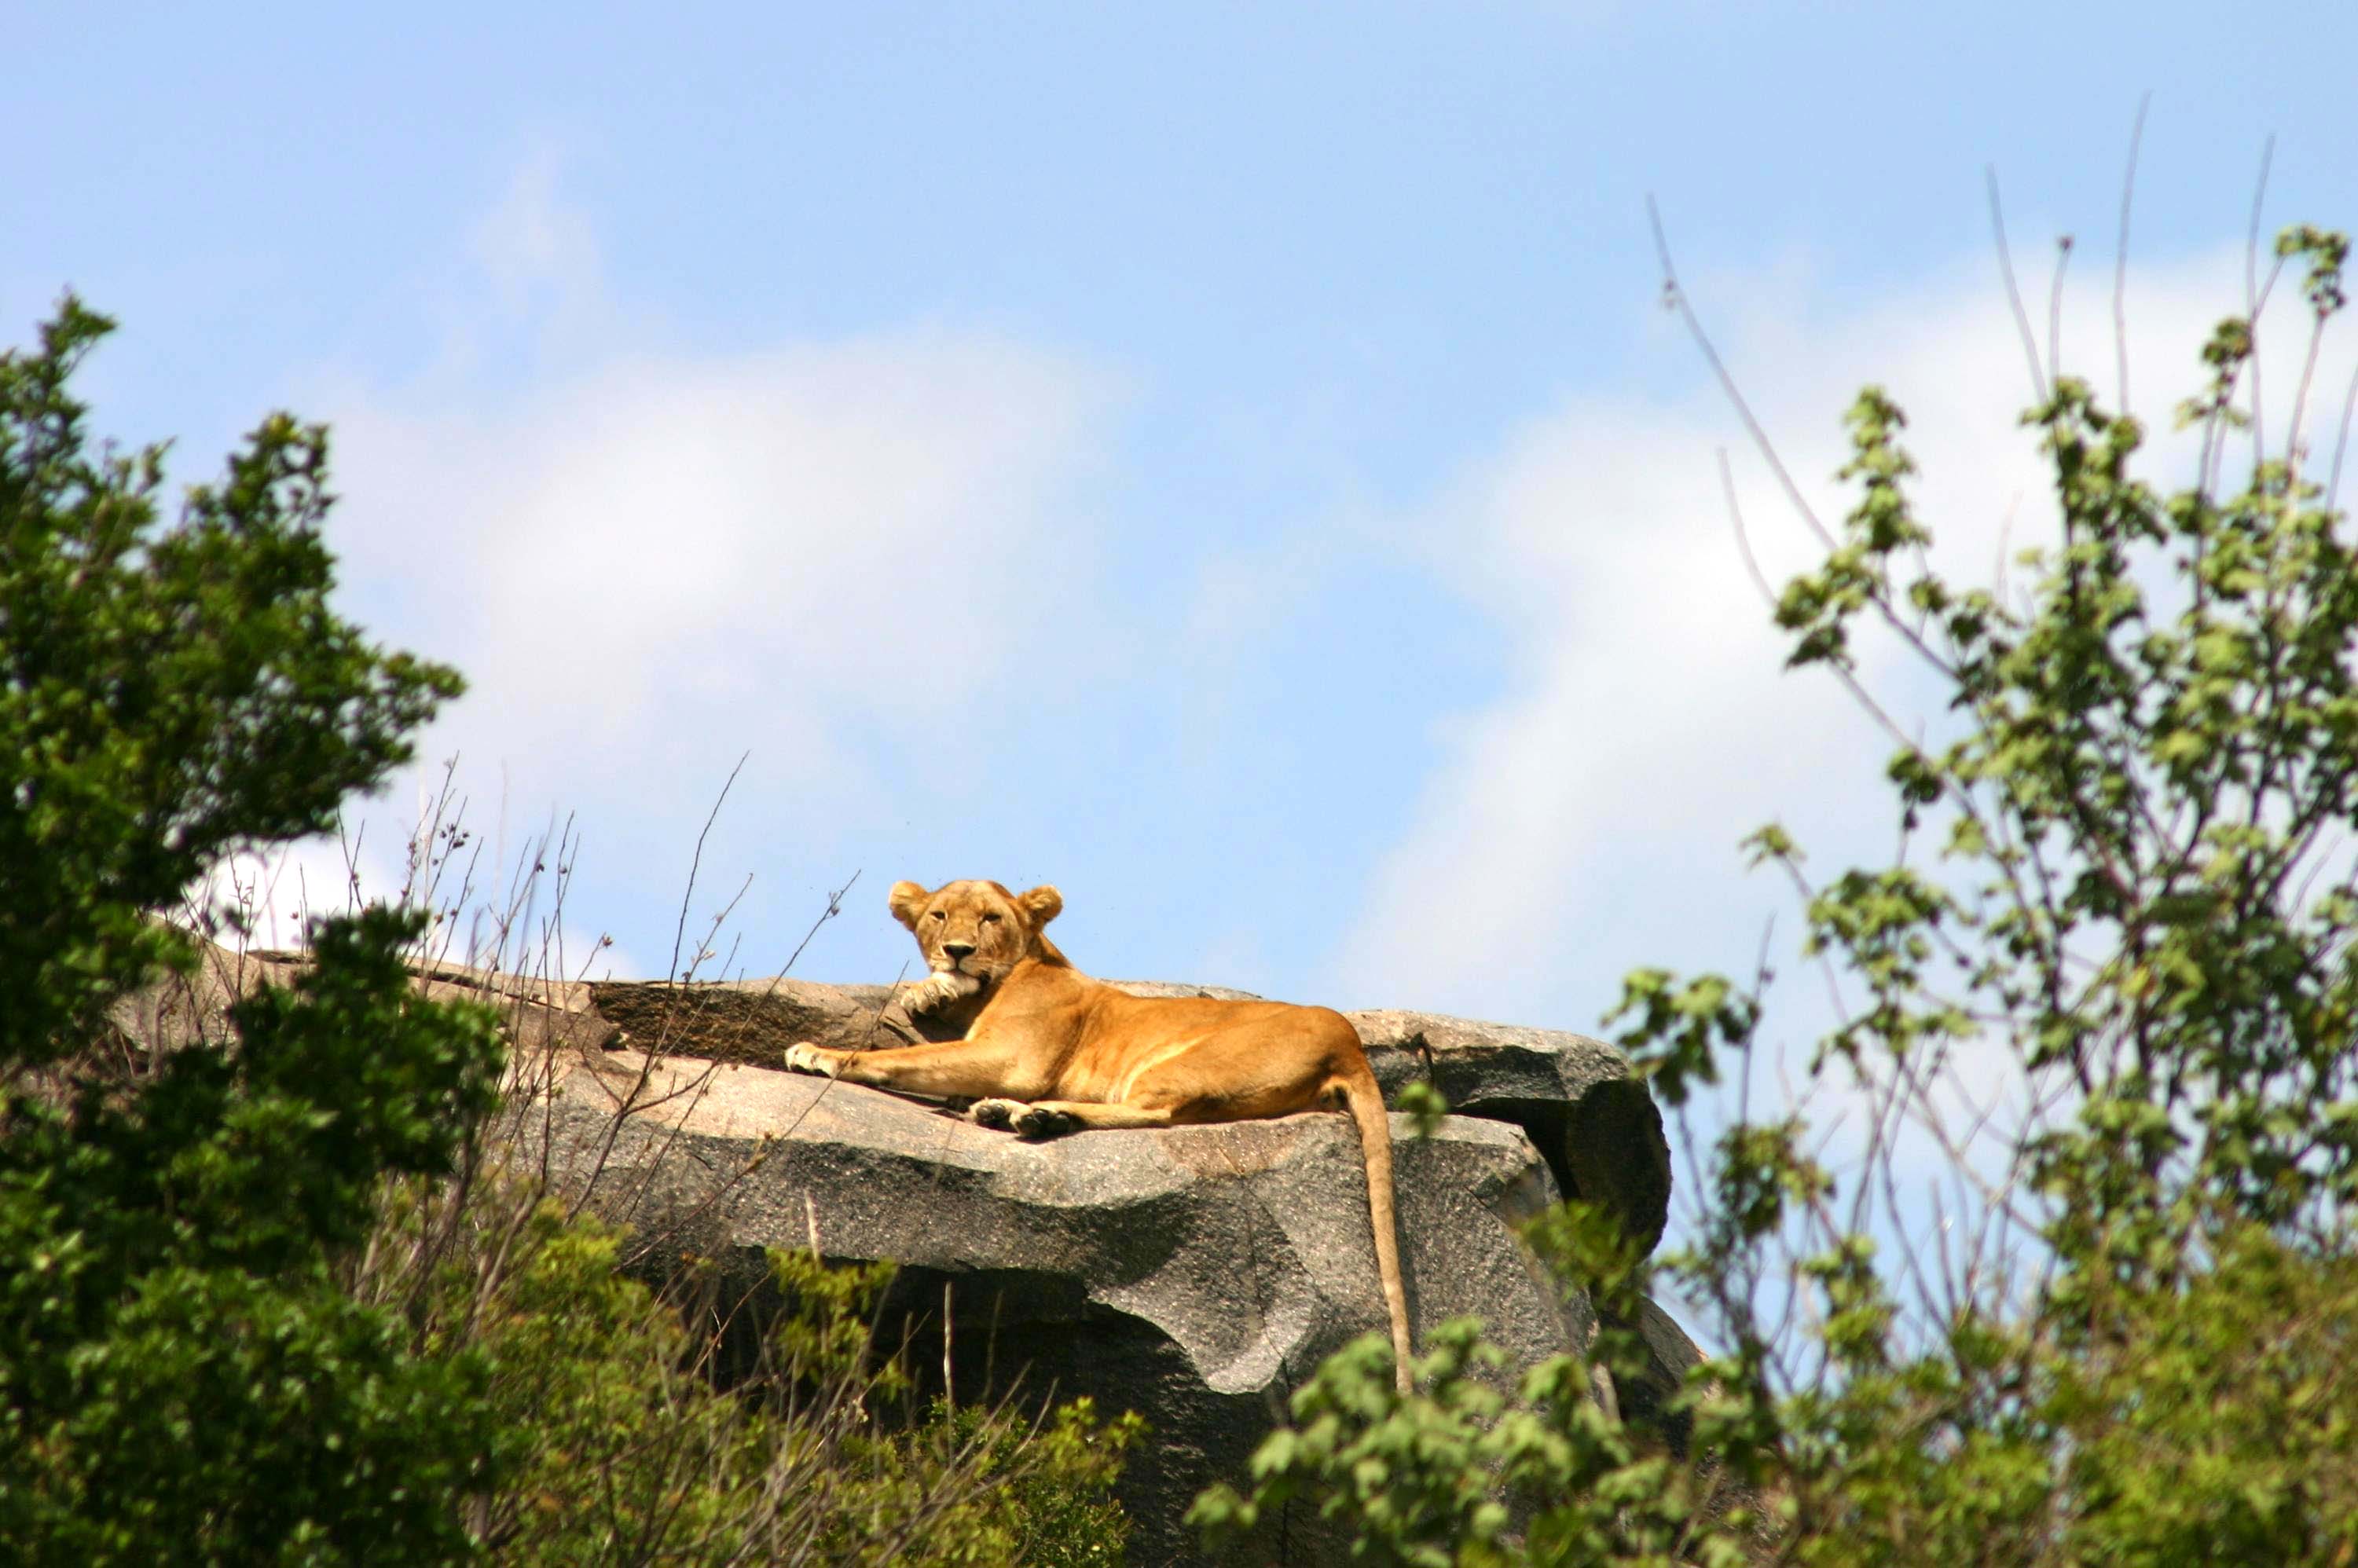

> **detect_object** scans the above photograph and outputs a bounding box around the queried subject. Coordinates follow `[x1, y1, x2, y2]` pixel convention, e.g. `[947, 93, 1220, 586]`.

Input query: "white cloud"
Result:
[1331, 242, 2357, 1035]
[331, 334, 1109, 758]
[301, 162, 1119, 871]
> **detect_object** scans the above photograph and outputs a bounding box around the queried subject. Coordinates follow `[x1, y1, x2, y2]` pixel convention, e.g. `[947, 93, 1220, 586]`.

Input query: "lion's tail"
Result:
[1339, 1064, 1414, 1395]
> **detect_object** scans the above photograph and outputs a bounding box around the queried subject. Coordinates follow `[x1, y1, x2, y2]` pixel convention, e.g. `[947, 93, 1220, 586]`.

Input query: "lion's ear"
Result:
[1017, 885, 1063, 926]
[888, 881, 932, 930]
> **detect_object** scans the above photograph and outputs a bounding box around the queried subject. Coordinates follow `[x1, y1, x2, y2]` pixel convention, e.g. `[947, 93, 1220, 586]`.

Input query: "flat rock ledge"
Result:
[588, 975, 1673, 1256]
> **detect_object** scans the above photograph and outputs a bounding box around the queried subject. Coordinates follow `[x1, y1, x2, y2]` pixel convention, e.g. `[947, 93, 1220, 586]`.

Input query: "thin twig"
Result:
[1662, 197, 1960, 691]
[781, 870, 861, 976]
[667, 751, 750, 985]
[943, 1279, 956, 1411]
[1648, 195, 1835, 551]
[2247, 135, 2275, 460]
[2048, 235, 2074, 394]
[1986, 167, 2050, 404]
[2287, 310, 2330, 485]
[2114, 92, 2150, 416]
[1720, 448, 1779, 612]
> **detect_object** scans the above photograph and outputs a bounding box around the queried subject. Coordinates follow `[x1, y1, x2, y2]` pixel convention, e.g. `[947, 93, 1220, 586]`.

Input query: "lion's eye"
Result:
[930, 911, 945, 921]
[981, 913, 1000, 924]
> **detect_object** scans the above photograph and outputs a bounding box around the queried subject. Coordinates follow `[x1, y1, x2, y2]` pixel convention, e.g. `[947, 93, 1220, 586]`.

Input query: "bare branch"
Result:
[1986, 167, 2050, 405]
[2114, 91, 2151, 416]
[2048, 234, 2074, 394]
[667, 750, 750, 984]
[2288, 309, 2331, 485]
[1647, 195, 1836, 551]
[2247, 134, 2275, 459]
[1719, 447, 1780, 614]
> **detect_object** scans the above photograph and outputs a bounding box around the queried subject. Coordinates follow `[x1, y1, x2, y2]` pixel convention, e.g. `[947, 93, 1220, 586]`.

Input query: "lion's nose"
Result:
[943, 942, 976, 961]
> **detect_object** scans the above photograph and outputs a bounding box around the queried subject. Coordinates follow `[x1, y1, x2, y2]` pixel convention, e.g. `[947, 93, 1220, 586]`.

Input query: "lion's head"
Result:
[888, 878, 1069, 1005]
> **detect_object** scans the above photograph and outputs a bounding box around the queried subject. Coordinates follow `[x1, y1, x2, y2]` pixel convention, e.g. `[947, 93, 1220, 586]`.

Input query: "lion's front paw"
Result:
[1011, 1105, 1080, 1141]
[969, 1097, 1025, 1130]
[903, 970, 980, 1015]
[783, 1042, 840, 1078]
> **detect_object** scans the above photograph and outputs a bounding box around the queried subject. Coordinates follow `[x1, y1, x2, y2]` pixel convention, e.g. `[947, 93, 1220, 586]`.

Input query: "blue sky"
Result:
[14, 1, 2358, 1066]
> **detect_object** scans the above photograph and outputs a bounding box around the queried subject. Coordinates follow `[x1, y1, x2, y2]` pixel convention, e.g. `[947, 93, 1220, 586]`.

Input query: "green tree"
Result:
[1, 298, 496, 1561]
[1197, 224, 2358, 1564]
[1, 296, 460, 1067]
[1, 297, 1138, 1566]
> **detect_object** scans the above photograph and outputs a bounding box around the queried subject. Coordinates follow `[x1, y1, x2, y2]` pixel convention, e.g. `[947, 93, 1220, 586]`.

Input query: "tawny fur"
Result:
[781, 877, 1415, 1394]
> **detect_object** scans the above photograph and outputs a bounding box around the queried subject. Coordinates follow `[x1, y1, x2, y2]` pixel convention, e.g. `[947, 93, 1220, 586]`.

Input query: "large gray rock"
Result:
[586, 976, 1673, 1255]
[1348, 1009, 1672, 1258]
[531, 1050, 1588, 1566]
[106, 943, 1704, 1563]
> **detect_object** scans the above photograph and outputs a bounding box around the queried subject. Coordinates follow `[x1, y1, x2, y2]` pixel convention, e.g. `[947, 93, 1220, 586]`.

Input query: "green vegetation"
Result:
[1194, 225, 2358, 1563]
[20, 207, 2358, 1567]
[0, 299, 1132, 1565]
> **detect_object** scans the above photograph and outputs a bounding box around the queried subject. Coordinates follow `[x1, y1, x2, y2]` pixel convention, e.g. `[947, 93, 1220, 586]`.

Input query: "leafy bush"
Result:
[429, 1213, 1139, 1566]
[1198, 224, 2358, 1565]
[861, 1398, 1141, 1568]
[0, 298, 460, 1070]
[1, 298, 1134, 1564]
[2, 295, 495, 1563]
[1190, 1201, 1732, 1566]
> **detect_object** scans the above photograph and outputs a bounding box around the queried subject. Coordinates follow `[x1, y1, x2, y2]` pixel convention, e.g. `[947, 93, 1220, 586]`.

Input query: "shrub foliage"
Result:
[0, 299, 1133, 1565]
[1195, 226, 2358, 1564]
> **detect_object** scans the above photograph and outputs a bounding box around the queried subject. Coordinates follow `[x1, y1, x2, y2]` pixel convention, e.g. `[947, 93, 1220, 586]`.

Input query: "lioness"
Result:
[781, 877, 1414, 1393]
